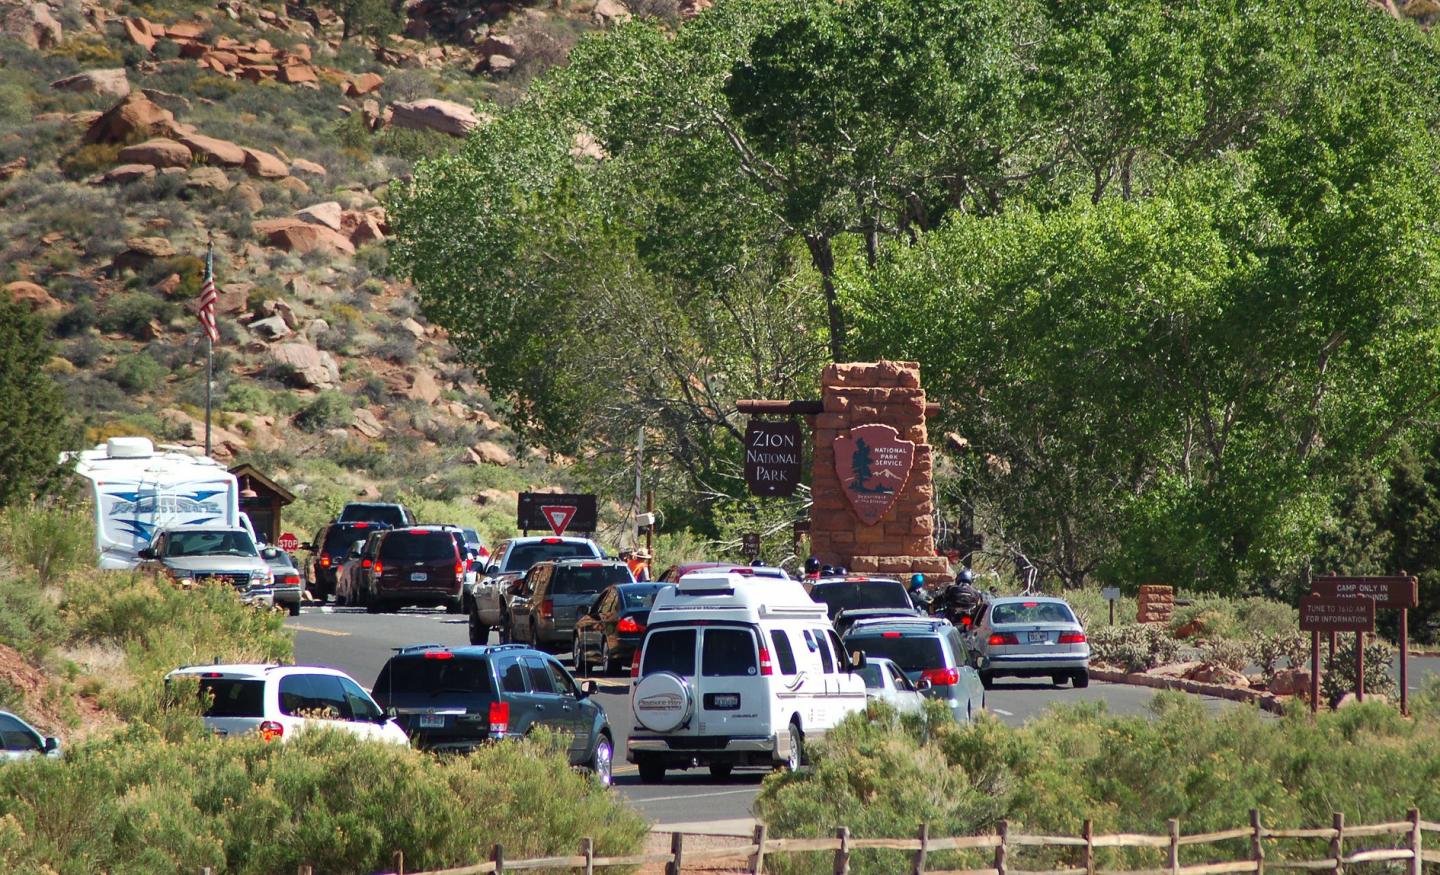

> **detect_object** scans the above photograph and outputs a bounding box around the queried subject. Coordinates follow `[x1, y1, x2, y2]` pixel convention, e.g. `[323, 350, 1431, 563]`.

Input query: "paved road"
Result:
[287, 606, 1299, 832]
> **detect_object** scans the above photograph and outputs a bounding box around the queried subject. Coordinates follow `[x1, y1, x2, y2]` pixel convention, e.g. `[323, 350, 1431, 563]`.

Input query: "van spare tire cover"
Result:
[632, 671, 693, 733]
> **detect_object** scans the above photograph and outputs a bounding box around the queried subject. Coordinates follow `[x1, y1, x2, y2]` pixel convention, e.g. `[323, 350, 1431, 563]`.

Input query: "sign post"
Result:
[1101, 587, 1120, 626]
[1313, 575, 1418, 716]
[1300, 595, 1376, 712]
[744, 420, 803, 498]
[741, 532, 760, 563]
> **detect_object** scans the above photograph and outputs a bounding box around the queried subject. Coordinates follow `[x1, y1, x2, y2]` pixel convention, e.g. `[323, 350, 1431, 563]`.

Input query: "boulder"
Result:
[295, 200, 343, 231]
[179, 133, 247, 167]
[240, 147, 288, 178]
[248, 314, 292, 340]
[231, 182, 263, 213]
[124, 236, 176, 258]
[389, 99, 483, 137]
[123, 16, 155, 50]
[277, 63, 317, 84]
[0, 157, 27, 181]
[406, 369, 442, 404]
[141, 88, 192, 113]
[51, 68, 130, 99]
[592, 0, 630, 23]
[289, 158, 326, 177]
[252, 218, 355, 256]
[83, 92, 175, 145]
[485, 54, 515, 75]
[5, 281, 61, 314]
[478, 33, 517, 57]
[270, 341, 339, 387]
[1182, 664, 1250, 687]
[117, 137, 192, 168]
[399, 317, 425, 339]
[352, 407, 383, 438]
[341, 210, 385, 246]
[5, 3, 62, 49]
[185, 166, 232, 192]
[344, 72, 383, 96]
[1269, 668, 1312, 698]
[101, 163, 156, 184]
[278, 175, 310, 195]
[468, 441, 514, 467]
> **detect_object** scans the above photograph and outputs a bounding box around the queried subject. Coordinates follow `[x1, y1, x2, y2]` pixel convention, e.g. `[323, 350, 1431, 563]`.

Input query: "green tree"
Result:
[339, 0, 402, 42]
[0, 300, 69, 508]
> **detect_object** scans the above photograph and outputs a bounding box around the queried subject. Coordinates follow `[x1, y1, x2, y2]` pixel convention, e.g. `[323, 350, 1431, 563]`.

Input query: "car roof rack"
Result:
[392, 643, 445, 654]
[483, 643, 532, 653]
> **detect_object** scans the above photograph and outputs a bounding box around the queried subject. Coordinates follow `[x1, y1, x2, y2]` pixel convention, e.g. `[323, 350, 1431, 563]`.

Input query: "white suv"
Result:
[166, 664, 409, 745]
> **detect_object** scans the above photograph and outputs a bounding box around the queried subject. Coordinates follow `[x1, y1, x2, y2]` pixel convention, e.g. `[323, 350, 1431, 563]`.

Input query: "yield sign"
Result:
[540, 505, 577, 536]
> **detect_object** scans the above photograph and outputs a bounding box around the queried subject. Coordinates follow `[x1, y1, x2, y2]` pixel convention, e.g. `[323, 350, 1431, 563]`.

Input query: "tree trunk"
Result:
[805, 233, 846, 361]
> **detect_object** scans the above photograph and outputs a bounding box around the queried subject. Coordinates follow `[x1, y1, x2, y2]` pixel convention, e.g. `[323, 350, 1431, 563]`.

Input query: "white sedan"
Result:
[856, 656, 929, 714]
[967, 596, 1090, 689]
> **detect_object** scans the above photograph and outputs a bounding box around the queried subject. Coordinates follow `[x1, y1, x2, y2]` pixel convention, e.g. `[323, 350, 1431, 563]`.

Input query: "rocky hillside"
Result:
[0, 0, 692, 537]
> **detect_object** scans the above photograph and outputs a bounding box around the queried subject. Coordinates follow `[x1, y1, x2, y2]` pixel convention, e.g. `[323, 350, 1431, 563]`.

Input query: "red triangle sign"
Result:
[540, 505, 577, 536]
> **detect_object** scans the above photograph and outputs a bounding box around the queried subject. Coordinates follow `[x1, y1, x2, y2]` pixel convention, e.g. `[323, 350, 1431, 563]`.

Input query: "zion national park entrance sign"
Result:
[738, 361, 952, 584]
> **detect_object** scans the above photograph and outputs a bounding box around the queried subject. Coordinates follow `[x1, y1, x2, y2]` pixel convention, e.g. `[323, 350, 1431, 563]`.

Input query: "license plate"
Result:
[1028, 632, 1048, 643]
[418, 715, 445, 728]
[708, 693, 740, 709]
[410, 572, 428, 582]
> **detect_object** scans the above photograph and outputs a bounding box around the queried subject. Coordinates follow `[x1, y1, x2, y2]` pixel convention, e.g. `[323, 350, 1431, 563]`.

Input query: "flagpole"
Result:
[204, 232, 214, 457]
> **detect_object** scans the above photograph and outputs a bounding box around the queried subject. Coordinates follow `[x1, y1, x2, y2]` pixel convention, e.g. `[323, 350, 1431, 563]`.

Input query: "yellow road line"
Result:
[288, 624, 350, 638]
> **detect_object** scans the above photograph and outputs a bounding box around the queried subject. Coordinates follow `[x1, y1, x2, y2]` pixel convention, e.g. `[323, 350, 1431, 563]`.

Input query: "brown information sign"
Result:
[1312, 575, 1418, 609]
[1299, 595, 1376, 633]
[744, 420, 803, 497]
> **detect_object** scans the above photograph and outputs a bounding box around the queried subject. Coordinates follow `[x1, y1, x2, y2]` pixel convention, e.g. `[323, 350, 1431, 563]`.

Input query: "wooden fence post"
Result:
[912, 822, 929, 875]
[1330, 813, 1344, 875]
[1408, 809, 1422, 875]
[393, 850, 405, 875]
[995, 820, 1009, 875]
[1168, 819, 1180, 875]
[834, 827, 851, 875]
[298, 866, 312, 875]
[583, 837, 594, 875]
[201, 868, 213, 875]
[1083, 819, 1095, 875]
[751, 824, 769, 875]
[667, 831, 686, 875]
[1250, 809, 1264, 875]
[492, 843, 505, 875]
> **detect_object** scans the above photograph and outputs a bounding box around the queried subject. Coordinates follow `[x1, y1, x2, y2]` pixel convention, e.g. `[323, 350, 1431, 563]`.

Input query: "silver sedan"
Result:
[967, 596, 1090, 689]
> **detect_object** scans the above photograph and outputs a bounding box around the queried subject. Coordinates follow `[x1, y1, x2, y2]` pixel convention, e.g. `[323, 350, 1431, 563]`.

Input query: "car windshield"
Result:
[322, 524, 380, 554]
[462, 529, 482, 547]
[503, 542, 598, 573]
[379, 533, 455, 562]
[197, 678, 265, 717]
[165, 530, 257, 558]
[339, 505, 407, 527]
[847, 634, 945, 672]
[811, 581, 912, 617]
[374, 656, 495, 697]
[552, 565, 632, 596]
[991, 601, 1077, 625]
[620, 584, 671, 610]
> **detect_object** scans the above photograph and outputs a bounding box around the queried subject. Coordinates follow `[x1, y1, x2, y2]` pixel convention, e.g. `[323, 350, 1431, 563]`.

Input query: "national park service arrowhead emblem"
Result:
[834, 423, 915, 526]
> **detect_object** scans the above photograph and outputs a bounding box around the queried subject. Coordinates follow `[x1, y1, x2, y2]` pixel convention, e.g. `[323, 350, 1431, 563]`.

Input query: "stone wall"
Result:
[1137, 585, 1175, 624]
[808, 361, 951, 583]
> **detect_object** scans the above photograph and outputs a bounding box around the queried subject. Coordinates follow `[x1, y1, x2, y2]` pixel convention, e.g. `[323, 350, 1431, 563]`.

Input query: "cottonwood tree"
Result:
[0, 299, 69, 508]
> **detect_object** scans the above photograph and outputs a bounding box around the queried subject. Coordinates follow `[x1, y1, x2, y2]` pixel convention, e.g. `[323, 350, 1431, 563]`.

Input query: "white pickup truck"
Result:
[467, 536, 603, 645]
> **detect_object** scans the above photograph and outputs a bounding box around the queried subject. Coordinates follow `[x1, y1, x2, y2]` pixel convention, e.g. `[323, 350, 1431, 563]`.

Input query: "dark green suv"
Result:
[370, 643, 614, 786]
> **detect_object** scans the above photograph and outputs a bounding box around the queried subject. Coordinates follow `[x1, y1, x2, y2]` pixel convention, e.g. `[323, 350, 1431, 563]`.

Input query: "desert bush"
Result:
[1252, 630, 1308, 681]
[97, 293, 175, 339]
[58, 143, 124, 181]
[1088, 624, 1179, 673]
[0, 726, 645, 874]
[0, 574, 65, 660]
[1320, 635, 1397, 702]
[106, 352, 166, 393]
[1068, 587, 1137, 630]
[294, 391, 353, 432]
[1199, 638, 1250, 672]
[0, 504, 94, 585]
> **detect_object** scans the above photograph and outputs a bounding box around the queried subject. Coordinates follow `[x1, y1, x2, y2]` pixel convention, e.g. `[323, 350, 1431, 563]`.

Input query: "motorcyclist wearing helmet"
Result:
[909, 572, 932, 612]
[804, 556, 822, 581]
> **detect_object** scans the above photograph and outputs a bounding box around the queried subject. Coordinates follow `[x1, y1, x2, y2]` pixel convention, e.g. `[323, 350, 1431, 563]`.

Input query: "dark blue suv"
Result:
[371, 643, 614, 785]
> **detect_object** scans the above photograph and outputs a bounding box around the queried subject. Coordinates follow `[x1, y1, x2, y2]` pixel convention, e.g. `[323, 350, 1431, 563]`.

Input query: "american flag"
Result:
[198, 241, 219, 343]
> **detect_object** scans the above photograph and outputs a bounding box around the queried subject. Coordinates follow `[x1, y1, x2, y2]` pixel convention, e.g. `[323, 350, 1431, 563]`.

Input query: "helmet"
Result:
[958, 569, 975, 585]
[804, 556, 821, 575]
[910, 573, 925, 589]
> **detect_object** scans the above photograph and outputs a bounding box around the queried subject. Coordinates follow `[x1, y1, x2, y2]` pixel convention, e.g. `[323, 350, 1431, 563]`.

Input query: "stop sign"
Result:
[277, 532, 300, 552]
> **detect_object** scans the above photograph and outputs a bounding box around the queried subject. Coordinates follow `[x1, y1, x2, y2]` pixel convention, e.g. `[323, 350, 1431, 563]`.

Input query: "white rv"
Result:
[68, 437, 251, 570]
[627, 568, 869, 782]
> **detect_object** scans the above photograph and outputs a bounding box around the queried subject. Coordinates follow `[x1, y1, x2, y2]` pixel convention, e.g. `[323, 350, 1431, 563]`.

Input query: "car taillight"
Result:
[282, 574, 300, 585]
[922, 667, 960, 686]
[1059, 632, 1087, 644]
[541, 599, 553, 619]
[630, 651, 641, 678]
[758, 646, 773, 676]
[488, 701, 509, 737]
[259, 720, 284, 742]
[423, 650, 453, 660]
[882, 631, 902, 638]
[617, 616, 641, 633]
[455, 561, 464, 578]
[362, 559, 372, 568]
[988, 633, 1019, 646]
[373, 561, 383, 575]
[319, 555, 330, 568]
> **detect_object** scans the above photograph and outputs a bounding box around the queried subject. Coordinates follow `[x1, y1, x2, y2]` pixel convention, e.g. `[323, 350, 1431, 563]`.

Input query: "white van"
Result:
[67, 437, 253, 569]
[626, 569, 868, 782]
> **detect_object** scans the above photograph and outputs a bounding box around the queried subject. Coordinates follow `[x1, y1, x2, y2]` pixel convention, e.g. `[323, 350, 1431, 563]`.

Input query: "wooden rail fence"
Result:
[263, 809, 1440, 875]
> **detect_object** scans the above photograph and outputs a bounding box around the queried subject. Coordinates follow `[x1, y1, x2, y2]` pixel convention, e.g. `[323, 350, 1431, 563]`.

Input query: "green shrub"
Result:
[0, 727, 645, 874]
[97, 293, 172, 339]
[1088, 624, 1179, 672]
[1199, 638, 1250, 672]
[58, 143, 123, 180]
[1320, 635, 1396, 702]
[1252, 630, 1308, 682]
[106, 352, 166, 393]
[0, 504, 94, 584]
[294, 391, 353, 432]
[0, 574, 64, 660]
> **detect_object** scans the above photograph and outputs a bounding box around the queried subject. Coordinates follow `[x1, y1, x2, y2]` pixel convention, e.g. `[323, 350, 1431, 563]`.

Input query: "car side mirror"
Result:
[43, 737, 59, 755]
[137, 548, 155, 560]
[301, 542, 314, 552]
[916, 678, 933, 692]
[486, 564, 499, 576]
[580, 679, 598, 698]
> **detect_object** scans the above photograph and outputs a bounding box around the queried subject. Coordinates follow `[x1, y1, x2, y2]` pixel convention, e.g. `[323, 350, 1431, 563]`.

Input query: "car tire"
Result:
[366, 596, 383, 615]
[1073, 669, 1090, 689]
[469, 613, 490, 646]
[1051, 673, 1068, 687]
[590, 734, 613, 788]
[335, 593, 347, 607]
[637, 756, 665, 784]
[781, 721, 804, 772]
[446, 597, 463, 615]
[287, 600, 300, 617]
[979, 670, 994, 690]
[573, 637, 588, 676]
[601, 639, 617, 677]
[498, 616, 512, 644]
[708, 763, 733, 780]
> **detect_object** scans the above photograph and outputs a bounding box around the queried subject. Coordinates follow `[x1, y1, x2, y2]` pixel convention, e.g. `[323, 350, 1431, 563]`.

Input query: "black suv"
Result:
[338, 502, 417, 528]
[371, 643, 614, 785]
[809, 575, 920, 635]
[306, 521, 391, 601]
